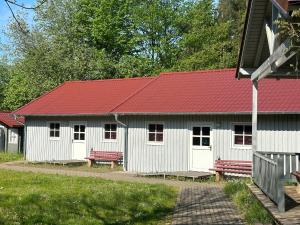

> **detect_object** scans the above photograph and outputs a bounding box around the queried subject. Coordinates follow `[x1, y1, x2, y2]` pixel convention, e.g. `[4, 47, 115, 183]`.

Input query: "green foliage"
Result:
[276, 9, 300, 42]
[224, 179, 274, 225]
[0, 153, 23, 163]
[173, 0, 244, 71]
[0, 64, 10, 106]
[0, 0, 247, 110]
[0, 170, 177, 224]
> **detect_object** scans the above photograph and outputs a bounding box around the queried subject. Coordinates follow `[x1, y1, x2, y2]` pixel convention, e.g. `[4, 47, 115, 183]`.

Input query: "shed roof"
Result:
[0, 112, 24, 127]
[13, 69, 300, 116]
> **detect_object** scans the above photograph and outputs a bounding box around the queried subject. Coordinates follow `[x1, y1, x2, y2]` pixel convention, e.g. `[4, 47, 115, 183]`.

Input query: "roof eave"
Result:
[236, 0, 253, 79]
[16, 111, 300, 118]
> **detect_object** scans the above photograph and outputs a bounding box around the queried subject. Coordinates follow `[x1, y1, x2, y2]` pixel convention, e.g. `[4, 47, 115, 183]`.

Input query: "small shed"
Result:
[0, 112, 24, 153]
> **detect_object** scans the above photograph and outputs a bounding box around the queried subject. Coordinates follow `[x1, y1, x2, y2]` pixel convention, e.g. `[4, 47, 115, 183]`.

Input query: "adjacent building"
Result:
[0, 112, 24, 153]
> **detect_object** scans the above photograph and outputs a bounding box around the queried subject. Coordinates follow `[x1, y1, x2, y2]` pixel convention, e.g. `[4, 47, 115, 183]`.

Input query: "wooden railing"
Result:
[253, 152, 285, 212]
[258, 151, 300, 181]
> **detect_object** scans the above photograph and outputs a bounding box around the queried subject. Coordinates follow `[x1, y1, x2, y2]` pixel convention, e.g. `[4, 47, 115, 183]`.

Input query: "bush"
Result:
[224, 179, 274, 225]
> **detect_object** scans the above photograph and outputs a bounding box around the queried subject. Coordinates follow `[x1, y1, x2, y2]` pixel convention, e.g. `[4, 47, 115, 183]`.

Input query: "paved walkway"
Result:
[0, 162, 245, 225]
[172, 185, 245, 225]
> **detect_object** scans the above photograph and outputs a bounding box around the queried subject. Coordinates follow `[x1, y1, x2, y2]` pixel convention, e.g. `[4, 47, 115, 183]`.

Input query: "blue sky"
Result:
[0, 0, 36, 53]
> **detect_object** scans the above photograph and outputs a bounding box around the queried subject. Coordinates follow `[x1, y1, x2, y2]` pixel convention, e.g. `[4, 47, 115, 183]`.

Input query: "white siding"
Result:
[25, 114, 300, 173]
[26, 119, 71, 161]
[126, 114, 300, 173]
[26, 116, 124, 161]
[126, 115, 253, 172]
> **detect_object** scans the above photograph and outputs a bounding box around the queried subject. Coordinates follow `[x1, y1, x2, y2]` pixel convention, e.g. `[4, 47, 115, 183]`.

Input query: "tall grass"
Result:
[224, 179, 274, 225]
[0, 170, 177, 225]
[0, 152, 23, 163]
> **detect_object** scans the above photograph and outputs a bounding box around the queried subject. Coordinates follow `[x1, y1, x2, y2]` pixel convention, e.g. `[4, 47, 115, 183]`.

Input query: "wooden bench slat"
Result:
[86, 150, 123, 168]
[85, 150, 123, 161]
[292, 171, 300, 179]
[215, 165, 252, 170]
[210, 159, 253, 181]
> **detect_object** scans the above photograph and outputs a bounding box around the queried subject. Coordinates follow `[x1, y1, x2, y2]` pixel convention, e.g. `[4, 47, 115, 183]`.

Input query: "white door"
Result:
[71, 123, 87, 160]
[190, 125, 213, 172]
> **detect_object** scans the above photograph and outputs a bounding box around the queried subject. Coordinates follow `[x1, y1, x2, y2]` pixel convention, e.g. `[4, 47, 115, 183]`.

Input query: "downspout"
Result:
[114, 114, 128, 171]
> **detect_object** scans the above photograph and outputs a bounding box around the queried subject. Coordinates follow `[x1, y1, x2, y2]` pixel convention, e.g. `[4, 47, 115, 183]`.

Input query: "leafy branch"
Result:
[276, 9, 300, 44]
[2, 0, 48, 34]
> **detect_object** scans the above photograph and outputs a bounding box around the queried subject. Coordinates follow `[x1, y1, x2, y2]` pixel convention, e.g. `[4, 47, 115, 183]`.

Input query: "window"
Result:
[49, 122, 60, 139]
[233, 124, 252, 146]
[148, 124, 164, 142]
[8, 128, 18, 144]
[192, 126, 211, 147]
[104, 124, 117, 140]
[73, 125, 85, 140]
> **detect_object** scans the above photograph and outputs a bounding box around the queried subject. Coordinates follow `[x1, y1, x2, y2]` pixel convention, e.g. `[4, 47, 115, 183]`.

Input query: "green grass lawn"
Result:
[223, 179, 273, 225]
[0, 152, 23, 163]
[0, 170, 177, 225]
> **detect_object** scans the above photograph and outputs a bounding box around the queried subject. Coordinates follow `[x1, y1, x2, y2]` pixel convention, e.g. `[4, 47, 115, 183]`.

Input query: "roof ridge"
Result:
[13, 82, 68, 115]
[65, 76, 155, 83]
[160, 68, 236, 76]
[110, 75, 161, 113]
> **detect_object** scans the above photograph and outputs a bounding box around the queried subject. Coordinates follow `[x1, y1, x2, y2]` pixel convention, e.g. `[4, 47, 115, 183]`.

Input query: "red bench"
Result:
[209, 160, 252, 182]
[85, 150, 123, 168]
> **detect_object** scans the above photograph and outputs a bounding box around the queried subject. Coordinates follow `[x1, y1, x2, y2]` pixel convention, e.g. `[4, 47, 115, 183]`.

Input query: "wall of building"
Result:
[25, 116, 124, 161]
[25, 114, 300, 172]
[7, 127, 22, 153]
[125, 115, 253, 172]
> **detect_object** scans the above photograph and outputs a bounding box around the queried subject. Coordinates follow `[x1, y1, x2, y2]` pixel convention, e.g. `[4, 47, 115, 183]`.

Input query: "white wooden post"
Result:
[252, 80, 258, 177]
[252, 79, 258, 152]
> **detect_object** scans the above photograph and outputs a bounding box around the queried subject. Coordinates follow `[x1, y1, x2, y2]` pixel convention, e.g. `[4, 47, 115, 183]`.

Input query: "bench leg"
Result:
[111, 161, 117, 169]
[87, 160, 93, 168]
[216, 171, 224, 182]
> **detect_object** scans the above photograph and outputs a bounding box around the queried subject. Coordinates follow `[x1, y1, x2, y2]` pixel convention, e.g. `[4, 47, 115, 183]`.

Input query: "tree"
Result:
[174, 0, 239, 70]
[217, 0, 247, 38]
[0, 63, 10, 107]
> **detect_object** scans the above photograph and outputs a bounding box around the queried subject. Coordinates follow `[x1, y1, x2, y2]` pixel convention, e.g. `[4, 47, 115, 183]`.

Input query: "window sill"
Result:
[232, 146, 252, 150]
[147, 142, 164, 146]
[103, 139, 118, 143]
[49, 138, 60, 141]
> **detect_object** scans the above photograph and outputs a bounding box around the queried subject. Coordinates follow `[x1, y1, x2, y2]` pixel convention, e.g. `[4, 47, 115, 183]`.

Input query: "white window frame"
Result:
[48, 122, 61, 141]
[191, 124, 212, 149]
[8, 128, 18, 144]
[147, 122, 164, 145]
[103, 123, 118, 142]
[231, 123, 252, 149]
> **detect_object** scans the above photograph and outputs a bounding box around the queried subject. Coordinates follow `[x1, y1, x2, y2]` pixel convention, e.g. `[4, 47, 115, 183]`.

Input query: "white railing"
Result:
[253, 152, 285, 212]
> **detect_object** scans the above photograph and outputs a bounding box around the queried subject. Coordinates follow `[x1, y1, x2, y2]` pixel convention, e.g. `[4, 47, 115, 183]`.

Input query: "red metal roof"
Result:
[14, 77, 154, 116]
[13, 69, 300, 116]
[0, 112, 24, 127]
[115, 69, 300, 114]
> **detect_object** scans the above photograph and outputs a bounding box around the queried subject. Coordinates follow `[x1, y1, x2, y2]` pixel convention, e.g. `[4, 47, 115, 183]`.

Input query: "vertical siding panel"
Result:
[26, 114, 300, 172]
